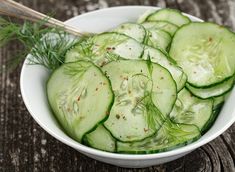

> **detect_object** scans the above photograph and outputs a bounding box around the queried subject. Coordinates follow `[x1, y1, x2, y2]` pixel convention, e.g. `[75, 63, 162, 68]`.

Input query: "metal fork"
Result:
[0, 0, 87, 36]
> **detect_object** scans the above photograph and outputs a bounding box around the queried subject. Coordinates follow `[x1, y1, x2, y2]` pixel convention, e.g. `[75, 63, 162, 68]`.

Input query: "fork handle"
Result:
[0, 0, 84, 36]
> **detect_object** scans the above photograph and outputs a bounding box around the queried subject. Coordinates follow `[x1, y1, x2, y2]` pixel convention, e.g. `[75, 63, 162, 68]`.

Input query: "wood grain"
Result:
[1, 0, 235, 171]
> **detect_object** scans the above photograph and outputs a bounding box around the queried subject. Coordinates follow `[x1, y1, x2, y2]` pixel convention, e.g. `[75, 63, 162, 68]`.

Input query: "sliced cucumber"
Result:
[201, 107, 222, 134]
[47, 61, 114, 142]
[146, 9, 190, 27]
[45, 9, 235, 154]
[142, 46, 186, 91]
[145, 29, 171, 50]
[65, 38, 94, 63]
[137, 9, 156, 23]
[213, 97, 224, 110]
[65, 32, 144, 66]
[150, 60, 177, 115]
[186, 76, 234, 99]
[170, 22, 235, 87]
[170, 89, 213, 130]
[117, 120, 200, 154]
[83, 125, 116, 152]
[213, 91, 231, 109]
[113, 23, 147, 43]
[103, 61, 162, 142]
[102, 60, 176, 142]
[142, 21, 179, 36]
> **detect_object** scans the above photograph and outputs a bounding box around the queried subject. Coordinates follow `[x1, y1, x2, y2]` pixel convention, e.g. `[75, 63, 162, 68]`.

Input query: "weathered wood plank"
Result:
[1, 0, 235, 172]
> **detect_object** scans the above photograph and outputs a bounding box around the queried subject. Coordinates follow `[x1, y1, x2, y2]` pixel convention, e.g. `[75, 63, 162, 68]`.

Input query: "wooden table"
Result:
[1, 0, 235, 171]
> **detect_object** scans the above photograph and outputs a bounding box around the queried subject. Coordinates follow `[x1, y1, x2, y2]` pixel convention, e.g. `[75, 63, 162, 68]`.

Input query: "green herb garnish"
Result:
[0, 17, 81, 71]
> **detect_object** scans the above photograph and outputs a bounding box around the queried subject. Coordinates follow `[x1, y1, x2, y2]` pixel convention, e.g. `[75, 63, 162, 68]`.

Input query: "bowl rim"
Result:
[20, 5, 235, 160]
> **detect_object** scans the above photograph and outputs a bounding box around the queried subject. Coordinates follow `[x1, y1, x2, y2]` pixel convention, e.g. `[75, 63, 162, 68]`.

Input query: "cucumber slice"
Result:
[186, 76, 234, 99]
[170, 89, 213, 130]
[65, 38, 94, 63]
[102, 60, 176, 142]
[65, 32, 144, 66]
[205, 92, 229, 133]
[103, 61, 163, 142]
[150, 60, 177, 115]
[170, 22, 235, 87]
[145, 29, 171, 50]
[142, 21, 179, 36]
[146, 9, 190, 27]
[201, 107, 222, 134]
[83, 125, 116, 152]
[213, 91, 231, 109]
[137, 9, 156, 23]
[117, 120, 200, 154]
[142, 46, 186, 91]
[47, 61, 114, 142]
[213, 94, 225, 109]
[113, 23, 147, 43]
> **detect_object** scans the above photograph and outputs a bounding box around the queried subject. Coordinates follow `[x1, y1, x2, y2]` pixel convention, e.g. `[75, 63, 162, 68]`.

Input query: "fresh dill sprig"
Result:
[0, 17, 81, 71]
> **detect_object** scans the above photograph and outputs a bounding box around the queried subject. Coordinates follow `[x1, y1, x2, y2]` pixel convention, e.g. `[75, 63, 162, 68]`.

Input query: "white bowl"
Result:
[20, 6, 235, 168]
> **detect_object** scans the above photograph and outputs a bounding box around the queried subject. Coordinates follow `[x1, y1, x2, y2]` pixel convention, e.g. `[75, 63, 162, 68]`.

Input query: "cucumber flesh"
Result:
[146, 8, 190, 27]
[47, 61, 114, 142]
[142, 46, 186, 91]
[65, 32, 144, 66]
[142, 21, 178, 36]
[102, 60, 176, 142]
[145, 29, 171, 51]
[150, 60, 177, 115]
[186, 76, 234, 99]
[137, 9, 156, 23]
[201, 107, 222, 134]
[213, 95, 224, 109]
[170, 22, 235, 87]
[65, 38, 94, 63]
[213, 91, 231, 109]
[117, 120, 200, 154]
[113, 23, 147, 43]
[83, 125, 116, 152]
[170, 88, 213, 130]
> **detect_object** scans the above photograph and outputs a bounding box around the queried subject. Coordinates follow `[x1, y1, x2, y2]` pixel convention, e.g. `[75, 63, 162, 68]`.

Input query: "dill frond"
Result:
[0, 17, 81, 71]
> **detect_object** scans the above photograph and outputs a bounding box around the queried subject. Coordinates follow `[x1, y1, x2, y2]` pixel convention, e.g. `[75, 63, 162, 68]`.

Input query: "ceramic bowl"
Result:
[20, 6, 235, 168]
